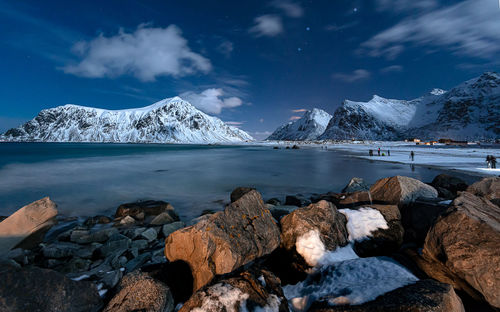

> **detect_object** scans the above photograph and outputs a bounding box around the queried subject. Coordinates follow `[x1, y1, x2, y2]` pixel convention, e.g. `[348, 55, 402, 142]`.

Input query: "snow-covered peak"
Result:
[430, 88, 446, 96]
[266, 108, 332, 141]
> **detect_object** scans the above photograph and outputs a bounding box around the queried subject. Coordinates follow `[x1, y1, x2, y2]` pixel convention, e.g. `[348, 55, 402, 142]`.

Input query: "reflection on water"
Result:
[0, 143, 478, 220]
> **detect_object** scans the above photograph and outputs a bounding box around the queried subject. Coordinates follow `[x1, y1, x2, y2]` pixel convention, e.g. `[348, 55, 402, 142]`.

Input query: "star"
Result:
[353, 7, 358, 12]
[297, 47, 302, 52]
[306, 27, 311, 31]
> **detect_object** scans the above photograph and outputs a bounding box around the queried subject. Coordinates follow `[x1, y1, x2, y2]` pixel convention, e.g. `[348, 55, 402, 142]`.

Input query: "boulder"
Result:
[230, 187, 256, 203]
[309, 280, 464, 312]
[351, 204, 404, 257]
[285, 195, 312, 207]
[266, 198, 282, 206]
[180, 268, 289, 312]
[0, 197, 57, 254]
[268, 205, 299, 221]
[337, 191, 372, 208]
[431, 174, 468, 197]
[370, 176, 438, 206]
[0, 266, 102, 312]
[83, 215, 112, 227]
[280, 200, 348, 266]
[104, 271, 174, 312]
[115, 200, 178, 220]
[400, 199, 450, 245]
[162, 221, 185, 237]
[150, 212, 175, 225]
[341, 177, 370, 193]
[466, 177, 500, 200]
[422, 192, 500, 308]
[164, 190, 281, 291]
[99, 234, 131, 258]
[42, 241, 82, 259]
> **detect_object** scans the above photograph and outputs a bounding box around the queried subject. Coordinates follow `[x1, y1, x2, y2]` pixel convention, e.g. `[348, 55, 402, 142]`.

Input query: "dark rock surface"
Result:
[431, 174, 468, 197]
[285, 195, 312, 207]
[466, 177, 500, 201]
[230, 187, 256, 203]
[115, 200, 178, 220]
[400, 199, 450, 245]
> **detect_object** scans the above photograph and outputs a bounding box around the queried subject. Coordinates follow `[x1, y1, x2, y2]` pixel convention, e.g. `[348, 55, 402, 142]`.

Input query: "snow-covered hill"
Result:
[317, 72, 499, 141]
[1, 96, 253, 143]
[266, 108, 332, 140]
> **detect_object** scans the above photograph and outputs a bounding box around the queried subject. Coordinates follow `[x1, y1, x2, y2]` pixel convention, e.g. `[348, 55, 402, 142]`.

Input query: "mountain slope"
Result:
[266, 108, 332, 140]
[320, 72, 499, 141]
[1, 97, 253, 143]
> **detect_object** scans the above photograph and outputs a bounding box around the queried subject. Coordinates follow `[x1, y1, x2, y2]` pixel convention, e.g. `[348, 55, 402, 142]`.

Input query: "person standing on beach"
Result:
[378, 148, 381, 156]
[410, 151, 414, 161]
[388, 150, 390, 156]
[486, 155, 492, 168]
[369, 149, 373, 156]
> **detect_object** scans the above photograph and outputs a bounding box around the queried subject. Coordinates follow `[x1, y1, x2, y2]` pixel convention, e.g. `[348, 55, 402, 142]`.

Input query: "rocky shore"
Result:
[0, 175, 498, 311]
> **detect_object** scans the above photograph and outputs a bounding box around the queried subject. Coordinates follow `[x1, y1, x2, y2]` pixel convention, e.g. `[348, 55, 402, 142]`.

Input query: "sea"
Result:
[0, 143, 481, 221]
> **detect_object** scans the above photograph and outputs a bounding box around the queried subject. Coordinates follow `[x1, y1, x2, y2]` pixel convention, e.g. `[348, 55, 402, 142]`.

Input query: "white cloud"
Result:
[180, 88, 243, 115]
[270, 0, 303, 18]
[217, 40, 234, 58]
[375, 0, 438, 13]
[363, 0, 500, 62]
[333, 69, 371, 83]
[249, 15, 284, 37]
[380, 65, 403, 73]
[63, 24, 211, 81]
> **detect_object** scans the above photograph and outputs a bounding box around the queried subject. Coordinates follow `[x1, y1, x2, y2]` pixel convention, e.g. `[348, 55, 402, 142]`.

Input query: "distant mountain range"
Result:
[268, 72, 500, 141]
[1, 96, 253, 143]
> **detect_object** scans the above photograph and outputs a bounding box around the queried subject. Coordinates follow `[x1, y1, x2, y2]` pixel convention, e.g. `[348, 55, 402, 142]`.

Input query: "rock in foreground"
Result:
[422, 192, 500, 308]
[164, 189, 280, 291]
[370, 176, 438, 206]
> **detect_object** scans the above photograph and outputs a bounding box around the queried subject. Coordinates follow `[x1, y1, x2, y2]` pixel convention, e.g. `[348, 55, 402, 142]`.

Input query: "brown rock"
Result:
[338, 191, 372, 208]
[466, 177, 500, 200]
[431, 174, 468, 196]
[180, 268, 289, 312]
[0, 266, 102, 312]
[115, 200, 178, 220]
[164, 190, 281, 291]
[422, 192, 500, 308]
[104, 271, 174, 312]
[309, 280, 464, 312]
[230, 187, 256, 203]
[370, 176, 438, 205]
[0, 197, 57, 254]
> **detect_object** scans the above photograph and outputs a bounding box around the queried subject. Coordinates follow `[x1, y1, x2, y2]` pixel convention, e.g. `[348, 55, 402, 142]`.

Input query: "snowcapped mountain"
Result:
[1, 97, 253, 143]
[266, 108, 332, 140]
[319, 72, 499, 141]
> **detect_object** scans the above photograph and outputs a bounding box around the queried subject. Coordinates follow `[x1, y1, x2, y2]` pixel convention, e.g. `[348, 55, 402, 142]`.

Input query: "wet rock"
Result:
[266, 198, 282, 206]
[466, 177, 500, 200]
[104, 271, 174, 312]
[309, 279, 464, 312]
[162, 221, 185, 237]
[119, 215, 136, 226]
[89, 227, 119, 243]
[180, 268, 289, 312]
[352, 204, 404, 257]
[285, 195, 312, 207]
[102, 269, 123, 289]
[268, 205, 299, 221]
[230, 187, 256, 203]
[0, 197, 58, 253]
[59, 257, 92, 274]
[0, 266, 101, 312]
[150, 212, 175, 225]
[422, 192, 500, 308]
[75, 242, 102, 259]
[400, 198, 450, 245]
[115, 200, 178, 221]
[140, 228, 158, 242]
[122, 227, 146, 239]
[70, 229, 93, 244]
[131, 239, 148, 250]
[341, 177, 370, 193]
[370, 176, 438, 206]
[100, 234, 131, 258]
[125, 252, 151, 272]
[83, 215, 112, 227]
[165, 189, 281, 291]
[42, 241, 81, 258]
[337, 191, 372, 208]
[7, 248, 28, 265]
[431, 174, 468, 195]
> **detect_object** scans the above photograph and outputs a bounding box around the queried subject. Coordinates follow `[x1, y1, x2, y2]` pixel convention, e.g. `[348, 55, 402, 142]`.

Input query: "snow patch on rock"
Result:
[340, 207, 389, 242]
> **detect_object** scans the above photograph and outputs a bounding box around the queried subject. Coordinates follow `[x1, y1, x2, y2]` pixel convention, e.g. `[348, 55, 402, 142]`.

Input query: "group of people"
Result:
[486, 155, 497, 169]
[369, 147, 390, 157]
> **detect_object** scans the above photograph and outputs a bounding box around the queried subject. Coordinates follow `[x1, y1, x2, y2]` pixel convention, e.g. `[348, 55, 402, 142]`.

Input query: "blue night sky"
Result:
[0, 0, 499, 139]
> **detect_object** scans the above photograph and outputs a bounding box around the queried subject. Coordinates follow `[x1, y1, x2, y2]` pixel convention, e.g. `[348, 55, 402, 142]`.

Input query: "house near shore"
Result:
[405, 138, 421, 143]
[439, 138, 468, 146]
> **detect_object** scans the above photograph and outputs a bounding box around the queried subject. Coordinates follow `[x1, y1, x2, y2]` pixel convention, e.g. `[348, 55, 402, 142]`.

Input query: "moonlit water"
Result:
[0, 143, 477, 220]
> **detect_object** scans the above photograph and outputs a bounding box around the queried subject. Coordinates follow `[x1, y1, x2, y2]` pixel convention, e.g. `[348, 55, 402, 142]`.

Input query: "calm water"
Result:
[0, 143, 479, 220]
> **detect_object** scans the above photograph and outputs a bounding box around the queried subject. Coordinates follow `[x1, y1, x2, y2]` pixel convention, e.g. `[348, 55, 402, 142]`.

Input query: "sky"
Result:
[0, 0, 499, 139]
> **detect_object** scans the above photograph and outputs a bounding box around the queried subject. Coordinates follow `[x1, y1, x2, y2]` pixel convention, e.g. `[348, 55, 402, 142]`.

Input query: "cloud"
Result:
[63, 24, 212, 81]
[289, 116, 302, 121]
[375, 0, 438, 13]
[259, 118, 264, 123]
[217, 40, 234, 58]
[325, 21, 359, 32]
[270, 0, 303, 18]
[180, 88, 242, 115]
[362, 0, 500, 62]
[332, 69, 371, 83]
[225, 121, 245, 128]
[380, 65, 403, 73]
[292, 108, 307, 113]
[249, 15, 284, 37]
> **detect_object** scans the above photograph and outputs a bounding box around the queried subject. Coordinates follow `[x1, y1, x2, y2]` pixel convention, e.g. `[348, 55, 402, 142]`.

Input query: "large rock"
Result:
[370, 176, 438, 206]
[337, 191, 372, 208]
[0, 265, 102, 312]
[431, 174, 468, 197]
[422, 192, 500, 308]
[400, 199, 450, 245]
[351, 204, 404, 257]
[0, 197, 57, 254]
[466, 177, 500, 201]
[280, 200, 348, 266]
[164, 190, 281, 291]
[104, 271, 174, 312]
[309, 280, 464, 312]
[230, 187, 256, 203]
[180, 268, 289, 312]
[115, 200, 178, 220]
